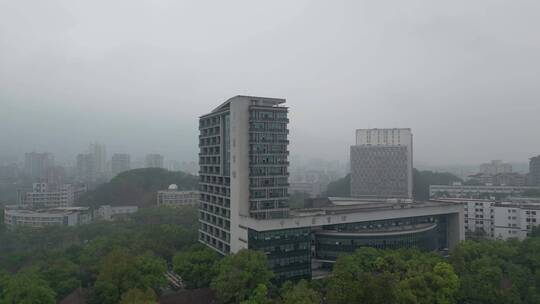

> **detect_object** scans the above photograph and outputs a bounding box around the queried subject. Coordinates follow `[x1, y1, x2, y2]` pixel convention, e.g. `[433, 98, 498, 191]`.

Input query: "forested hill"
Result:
[79, 168, 198, 208]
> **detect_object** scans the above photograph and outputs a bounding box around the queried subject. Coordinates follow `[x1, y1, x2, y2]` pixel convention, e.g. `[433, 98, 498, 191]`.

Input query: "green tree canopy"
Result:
[1, 272, 56, 304]
[281, 280, 321, 304]
[173, 245, 220, 289]
[211, 250, 273, 304]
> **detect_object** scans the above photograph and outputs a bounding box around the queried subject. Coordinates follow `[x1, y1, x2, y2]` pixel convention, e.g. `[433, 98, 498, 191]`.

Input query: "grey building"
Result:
[76, 153, 96, 182]
[145, 154, 164, 168]
[111, 153, 131, 176]
[530, 155, 540, 186]
[198, 96, 463, 282]
[350, 128, 413, 198]
[24, 152, 54, 180]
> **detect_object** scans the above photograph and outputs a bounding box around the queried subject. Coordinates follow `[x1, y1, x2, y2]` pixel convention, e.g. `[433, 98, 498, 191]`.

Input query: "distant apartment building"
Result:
[468, 172, 528, 186]
[24, 152, 54, 180]
[146, 154, 164, 168]
[89, 142, 107, 176]
[111, 153, 131, 176]
[157, 185, 199, 208]
[95, 205, 139, 221]
[3, 206, 92, 229]
[17, 183, 87, 208]
[480, 160, 512, 175]
[76, 153, 96, 182]
[429, 184, 539, 199]
[530, 155, 540, 186]
[350, 128, 413, 198]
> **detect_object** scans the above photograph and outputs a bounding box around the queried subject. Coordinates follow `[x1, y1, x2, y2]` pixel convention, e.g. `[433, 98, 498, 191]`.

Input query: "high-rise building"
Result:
[76, 153, 96, 182]
[530, 155, 540, 186]
[111, 153, 131, 176]
[145, 154, 164, 168]
[24, 152, 54, 180]
[89, 142, 107, 176]
[350, 128, 413, 198]
[480, 160, 512, 175]
[198, 95, 290, 254]
[198, 96, 463, 282]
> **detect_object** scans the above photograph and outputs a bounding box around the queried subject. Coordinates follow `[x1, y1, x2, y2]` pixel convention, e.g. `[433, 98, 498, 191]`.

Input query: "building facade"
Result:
[111, 153, 131, 177]
[146, 154, 164, 168]
[480, 160, 512, 175]
[24, 152, 54, 180]
[350, 128, 413, 198]
[429, 184, 540, 199]
[17, 183, 87, 208]
[4, 206, 91, 229]
[94, 205, 139, 221]
[433, 198, 494, 238]
[493, 201, 540, 240]
[157, 185, 199, 208]
[530, 155, 540, 186]
[198, 96, 464, 282]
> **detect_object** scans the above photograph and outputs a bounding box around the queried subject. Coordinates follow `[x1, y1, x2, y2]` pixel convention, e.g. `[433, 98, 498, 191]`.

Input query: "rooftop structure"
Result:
[3, 206, 91, 229]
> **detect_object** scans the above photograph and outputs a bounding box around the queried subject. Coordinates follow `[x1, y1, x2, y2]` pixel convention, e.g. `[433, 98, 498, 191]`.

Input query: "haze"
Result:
[1, 0, 539, 166]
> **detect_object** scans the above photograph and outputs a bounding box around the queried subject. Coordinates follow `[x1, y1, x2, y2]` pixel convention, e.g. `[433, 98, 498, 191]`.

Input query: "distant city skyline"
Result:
[2, 1, 540, 166]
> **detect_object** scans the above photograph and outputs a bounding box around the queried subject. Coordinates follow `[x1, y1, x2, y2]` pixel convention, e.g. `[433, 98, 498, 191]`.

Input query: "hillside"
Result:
[79, 168, 198, 208]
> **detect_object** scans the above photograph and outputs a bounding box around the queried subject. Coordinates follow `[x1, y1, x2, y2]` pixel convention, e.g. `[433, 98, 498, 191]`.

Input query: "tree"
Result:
[173, 245, 220, 288]
[2, 272, 56, 304]
[91, 248, 167, 304]
[240, 284, 272, 304]
[120, 288, 157, 304]
[211, 250, 273, 303]
[281, 280, 321, 304]
[413, 169, 462, 200]
[35, 257, 81, 300]
[324, 174, 350, 197]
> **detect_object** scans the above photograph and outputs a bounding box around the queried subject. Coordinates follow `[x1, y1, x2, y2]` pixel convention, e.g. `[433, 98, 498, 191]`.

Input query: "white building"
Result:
[17, 183, 87, 208]
[95, 205, 139, 221]
[351, 128, 413, 198]
[429, 184, 539, 199]
[433, 198, 494, 238]
[157, 185, 199, 208]
[4, 206, 92, 229]
[493, 201, 540, 240]
[480, 160, 512, 175]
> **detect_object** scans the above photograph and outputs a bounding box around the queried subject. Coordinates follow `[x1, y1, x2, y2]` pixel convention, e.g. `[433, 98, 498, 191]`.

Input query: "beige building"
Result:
[157, 185, 199, 208]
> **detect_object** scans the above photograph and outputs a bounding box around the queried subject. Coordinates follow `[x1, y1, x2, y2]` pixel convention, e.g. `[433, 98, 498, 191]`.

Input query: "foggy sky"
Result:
[1, 0, 540, 166]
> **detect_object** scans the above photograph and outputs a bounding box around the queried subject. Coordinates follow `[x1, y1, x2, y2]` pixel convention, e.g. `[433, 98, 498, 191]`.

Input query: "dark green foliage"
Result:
[450, 239, 540, 304]
[281, 280, 321, 304]
[324, 174, 350, 197]
[211, 250, 274, 304]
[79, 168, 198, 208]
[90, 248, 167, 304]
[173, 245, 221, 289]
[1, 272, 56, 304]
[327, 247, 459, 304]
[413, 169, 462, 200]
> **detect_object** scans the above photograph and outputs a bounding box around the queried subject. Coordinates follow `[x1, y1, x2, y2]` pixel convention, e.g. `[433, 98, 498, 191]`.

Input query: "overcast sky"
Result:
[1, 0, 539, 166]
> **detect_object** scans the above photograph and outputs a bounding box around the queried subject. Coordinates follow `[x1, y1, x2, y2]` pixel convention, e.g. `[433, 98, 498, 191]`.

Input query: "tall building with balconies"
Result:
[198, 95, 289, 254]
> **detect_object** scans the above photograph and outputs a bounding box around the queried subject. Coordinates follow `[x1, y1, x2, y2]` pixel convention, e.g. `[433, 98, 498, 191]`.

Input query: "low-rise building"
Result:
[157, 185, 199, 208]
[95, 205, 139, 221]
[433, 198, 494, 238]
[429, 184, 539, 199]
[17, 183, 87, 208]
[3, 206, 91, 229]
[493, 200, 540, 240]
